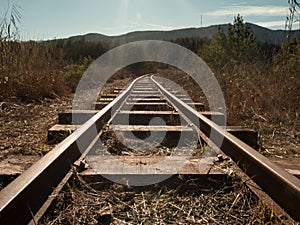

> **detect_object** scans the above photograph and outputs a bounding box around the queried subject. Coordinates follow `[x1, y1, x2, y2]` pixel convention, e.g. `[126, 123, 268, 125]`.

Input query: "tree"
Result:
[273, 36, 300, 75]
[227, 14, 257, 62]
[200, 14, 259, 71]
[199, 27, 230, 70]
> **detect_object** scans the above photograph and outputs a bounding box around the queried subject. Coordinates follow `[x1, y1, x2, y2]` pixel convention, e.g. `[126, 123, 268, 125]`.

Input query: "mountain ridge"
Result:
[66, 23, 300, 46]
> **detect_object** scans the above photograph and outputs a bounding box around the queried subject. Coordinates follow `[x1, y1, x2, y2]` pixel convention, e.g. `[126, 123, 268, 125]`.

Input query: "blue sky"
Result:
[0, 0, 295, 40]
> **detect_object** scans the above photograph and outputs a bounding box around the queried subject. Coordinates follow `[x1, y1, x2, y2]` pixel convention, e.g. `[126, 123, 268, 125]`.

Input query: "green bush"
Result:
[64, 57, 94, 93]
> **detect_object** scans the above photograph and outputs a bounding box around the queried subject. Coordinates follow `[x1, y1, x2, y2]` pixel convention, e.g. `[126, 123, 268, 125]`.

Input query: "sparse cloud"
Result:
[206, 6, 287, 17]
[230, 1, 248, 6]
[143, 23, 176, 30]
[136, 12, 142, 20]
[255, 20, 285, 28]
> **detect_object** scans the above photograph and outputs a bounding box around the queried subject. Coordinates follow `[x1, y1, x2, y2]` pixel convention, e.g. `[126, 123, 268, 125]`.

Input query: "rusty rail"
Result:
[0, 74, 299, 224]
[151, 75, 300, 221]
[0, 76, 143, 225]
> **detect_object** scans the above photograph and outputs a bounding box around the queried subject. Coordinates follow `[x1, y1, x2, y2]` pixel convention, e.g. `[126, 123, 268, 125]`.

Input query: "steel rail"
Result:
[151, 76, 300, 221]
[0, 76, 144, 225]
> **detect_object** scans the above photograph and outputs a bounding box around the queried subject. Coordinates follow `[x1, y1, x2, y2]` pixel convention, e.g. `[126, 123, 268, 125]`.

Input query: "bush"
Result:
[64, 57, 94, 93]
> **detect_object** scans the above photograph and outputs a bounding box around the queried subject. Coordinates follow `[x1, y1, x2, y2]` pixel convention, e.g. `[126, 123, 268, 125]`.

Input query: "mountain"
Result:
[67, 23, 300, 46]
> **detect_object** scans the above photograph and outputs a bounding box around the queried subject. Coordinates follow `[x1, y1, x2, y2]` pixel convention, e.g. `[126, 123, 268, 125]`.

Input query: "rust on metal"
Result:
[1, 74, 299, 224]
[0, 76, 142, 225]
[151, 75, 300, 221]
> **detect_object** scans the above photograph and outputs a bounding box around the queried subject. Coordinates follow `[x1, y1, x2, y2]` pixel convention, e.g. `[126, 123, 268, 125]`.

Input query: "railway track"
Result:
[0, 75, 299, 224]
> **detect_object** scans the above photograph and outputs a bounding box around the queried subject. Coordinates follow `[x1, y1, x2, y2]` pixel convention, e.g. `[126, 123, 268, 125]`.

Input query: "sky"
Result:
[0, 0, 297, 40]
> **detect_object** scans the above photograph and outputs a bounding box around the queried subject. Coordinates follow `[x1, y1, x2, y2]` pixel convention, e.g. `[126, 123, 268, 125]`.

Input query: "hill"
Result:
[67, 23, 300, 46]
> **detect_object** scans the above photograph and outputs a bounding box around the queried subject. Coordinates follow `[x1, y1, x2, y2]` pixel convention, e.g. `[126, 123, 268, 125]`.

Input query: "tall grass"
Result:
[154, 60, 299, 130]
[0, 5, 68, 101]
[0, 42, 69, 101]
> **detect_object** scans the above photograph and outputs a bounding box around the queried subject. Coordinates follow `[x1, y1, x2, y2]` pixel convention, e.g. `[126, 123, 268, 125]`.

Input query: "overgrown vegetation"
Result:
[0, 7, 298, 224]
[41, 173, 278, 225]
[165, 15, 299, 158]
[0, 5, 108, 101]
[0, 7, 299, 132]
[170, 15, 299, 129]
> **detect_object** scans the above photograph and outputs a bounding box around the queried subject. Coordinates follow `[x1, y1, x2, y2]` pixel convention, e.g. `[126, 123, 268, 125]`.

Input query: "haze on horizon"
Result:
[0, 0, 296, 41]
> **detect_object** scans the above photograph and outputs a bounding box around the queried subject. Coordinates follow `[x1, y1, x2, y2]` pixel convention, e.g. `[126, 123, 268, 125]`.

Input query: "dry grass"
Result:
[156, 67, 207, 104]
[155, 65, 299, 158]
[99, 128, 200, 157]
[0, 8, 296, 223]
[90, 63, 299, 158]
[0, 41, 68, 101]
[0, 96, 72, 157]
[39, 172, 280, 225]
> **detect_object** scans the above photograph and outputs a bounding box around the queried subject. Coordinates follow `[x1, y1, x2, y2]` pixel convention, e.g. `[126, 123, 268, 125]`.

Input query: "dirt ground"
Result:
[0, 77, 133, 176]
[0, 78, 299, 175]
[0, 79, 298, 161]
[0, 96, 72, 157]
[0, 77, 298, 224]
